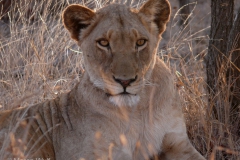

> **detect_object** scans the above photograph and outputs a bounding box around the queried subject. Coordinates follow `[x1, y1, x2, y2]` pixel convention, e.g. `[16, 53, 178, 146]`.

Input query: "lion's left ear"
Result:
[138, 0, 171, 35]
[62, 5, 95, 41]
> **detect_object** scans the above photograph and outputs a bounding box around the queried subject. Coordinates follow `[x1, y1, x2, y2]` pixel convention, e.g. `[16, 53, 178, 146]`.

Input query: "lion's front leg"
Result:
[159, 132, 205, 160]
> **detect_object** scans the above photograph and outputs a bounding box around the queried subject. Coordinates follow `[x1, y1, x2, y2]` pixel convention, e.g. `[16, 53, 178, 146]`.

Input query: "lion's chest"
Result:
[54, 109, 168, 160]
[123, 114, 167, 158]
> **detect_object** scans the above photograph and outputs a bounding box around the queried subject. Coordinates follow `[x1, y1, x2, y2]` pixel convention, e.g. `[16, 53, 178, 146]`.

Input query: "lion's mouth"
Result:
[117, 86, 137, 95]
[120, 91, 130, 95]
[103, 81, 140, 98]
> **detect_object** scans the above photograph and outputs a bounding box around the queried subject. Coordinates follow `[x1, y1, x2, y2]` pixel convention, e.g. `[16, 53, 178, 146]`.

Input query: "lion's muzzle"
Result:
[113, 75, 137, 88]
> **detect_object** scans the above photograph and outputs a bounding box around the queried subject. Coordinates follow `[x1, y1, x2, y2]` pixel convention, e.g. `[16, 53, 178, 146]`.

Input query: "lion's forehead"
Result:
[93, 4, 147, 39]
[97, 4, 132, 18]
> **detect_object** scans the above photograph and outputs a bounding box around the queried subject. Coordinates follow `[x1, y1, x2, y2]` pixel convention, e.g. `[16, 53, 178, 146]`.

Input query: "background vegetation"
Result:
[0, 0, 239, 159]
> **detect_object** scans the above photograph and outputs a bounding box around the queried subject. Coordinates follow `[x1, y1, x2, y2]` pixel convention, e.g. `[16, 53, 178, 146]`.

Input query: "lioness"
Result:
[0, 0, 206, 159]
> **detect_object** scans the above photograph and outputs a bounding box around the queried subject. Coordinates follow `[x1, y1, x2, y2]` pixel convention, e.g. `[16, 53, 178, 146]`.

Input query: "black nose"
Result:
[113, 76, 137, 88]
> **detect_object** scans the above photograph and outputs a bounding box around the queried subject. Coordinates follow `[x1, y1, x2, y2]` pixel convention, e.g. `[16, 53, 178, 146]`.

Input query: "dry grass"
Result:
[0, 0, 239, 159]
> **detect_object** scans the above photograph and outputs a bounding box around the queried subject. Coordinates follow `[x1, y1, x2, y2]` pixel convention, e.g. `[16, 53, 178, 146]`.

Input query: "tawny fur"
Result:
[0, 0, 205, 159]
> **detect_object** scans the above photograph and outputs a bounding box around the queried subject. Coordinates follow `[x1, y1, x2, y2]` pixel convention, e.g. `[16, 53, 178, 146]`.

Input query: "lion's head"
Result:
[62, 0, 170, 107]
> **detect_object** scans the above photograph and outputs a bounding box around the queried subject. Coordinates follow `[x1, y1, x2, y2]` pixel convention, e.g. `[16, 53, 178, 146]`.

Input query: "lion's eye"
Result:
[97, 39, 109, 47]
[136, 39, 146, 47]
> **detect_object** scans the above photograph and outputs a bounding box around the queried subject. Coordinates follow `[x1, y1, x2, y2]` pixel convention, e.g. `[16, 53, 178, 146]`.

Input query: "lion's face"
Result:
[63, 0, 170, 107]
[80, 5, 159, 107]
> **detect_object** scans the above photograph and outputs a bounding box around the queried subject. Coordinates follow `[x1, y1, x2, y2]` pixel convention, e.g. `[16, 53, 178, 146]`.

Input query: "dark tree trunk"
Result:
[227, 8, 240, 136]
[178, 0, 190, 28]
[206, 1, 240, 158]
[207, 0, 234, 122]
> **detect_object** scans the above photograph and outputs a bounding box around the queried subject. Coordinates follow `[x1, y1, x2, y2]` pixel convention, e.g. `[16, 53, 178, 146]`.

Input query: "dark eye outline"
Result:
[136, 39, 147, 47]
[97, 39, 109, 47]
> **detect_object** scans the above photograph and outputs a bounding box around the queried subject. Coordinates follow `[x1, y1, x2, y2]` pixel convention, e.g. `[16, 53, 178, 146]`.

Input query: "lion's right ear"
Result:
[62, 5, 95, 41]
[138, 0, 170, 35]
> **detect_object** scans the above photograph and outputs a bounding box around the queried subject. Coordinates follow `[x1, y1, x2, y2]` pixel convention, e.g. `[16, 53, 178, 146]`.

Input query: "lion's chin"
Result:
[109, 94, 140, 107]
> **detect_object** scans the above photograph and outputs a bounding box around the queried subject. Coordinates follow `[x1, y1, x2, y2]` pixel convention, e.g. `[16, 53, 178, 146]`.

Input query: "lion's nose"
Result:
[113, 76, 137, 88]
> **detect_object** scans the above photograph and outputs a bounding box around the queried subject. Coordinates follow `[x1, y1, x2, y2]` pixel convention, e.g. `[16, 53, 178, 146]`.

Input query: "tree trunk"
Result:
[227, 8, 240, 136]
[207, 0, 234, 122]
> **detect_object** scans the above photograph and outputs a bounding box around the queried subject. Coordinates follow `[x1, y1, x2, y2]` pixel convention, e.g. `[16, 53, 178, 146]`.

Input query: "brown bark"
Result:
[206, 2, 240, 158]
[227, 8, 240, 135]
[207, 0, 234, 122]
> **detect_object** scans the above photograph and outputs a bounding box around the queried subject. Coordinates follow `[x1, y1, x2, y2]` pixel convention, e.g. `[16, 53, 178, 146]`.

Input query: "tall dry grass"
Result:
[0, 0, 239, 159]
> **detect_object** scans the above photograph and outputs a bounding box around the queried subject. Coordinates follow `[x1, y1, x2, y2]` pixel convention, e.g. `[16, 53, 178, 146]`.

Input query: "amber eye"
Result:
[97, 39, 109, 47]
[136, 39, 146, 47]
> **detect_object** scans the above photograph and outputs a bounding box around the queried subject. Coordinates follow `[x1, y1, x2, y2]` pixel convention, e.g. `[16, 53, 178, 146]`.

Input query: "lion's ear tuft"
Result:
[62, 5, 95, 41]
[138, 0, 171, 35]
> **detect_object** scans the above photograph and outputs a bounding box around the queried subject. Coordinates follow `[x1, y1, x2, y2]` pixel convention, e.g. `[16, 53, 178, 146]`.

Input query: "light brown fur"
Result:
[0, 0, 205, 159]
